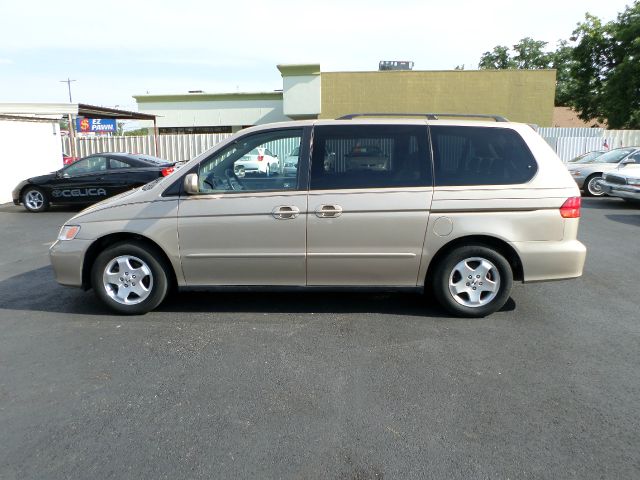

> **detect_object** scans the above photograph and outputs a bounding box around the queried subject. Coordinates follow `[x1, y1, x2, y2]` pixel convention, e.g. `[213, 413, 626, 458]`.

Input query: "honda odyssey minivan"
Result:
[49, 115, 586, 317]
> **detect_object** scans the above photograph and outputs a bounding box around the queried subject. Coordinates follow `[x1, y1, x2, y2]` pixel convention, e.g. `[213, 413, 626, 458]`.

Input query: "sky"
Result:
[0, 0, 633, 111]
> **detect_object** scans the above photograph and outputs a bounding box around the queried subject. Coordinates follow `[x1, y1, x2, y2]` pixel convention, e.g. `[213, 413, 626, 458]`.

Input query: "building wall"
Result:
[135, 94, 287, 129]
[320, 70, 556, 126]
[1, 117, 61, 203]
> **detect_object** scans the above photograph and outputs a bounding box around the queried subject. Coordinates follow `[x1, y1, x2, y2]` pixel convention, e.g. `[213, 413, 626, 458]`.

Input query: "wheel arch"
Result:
[81, 232, 177, 290]
[424, 235, 524, 287]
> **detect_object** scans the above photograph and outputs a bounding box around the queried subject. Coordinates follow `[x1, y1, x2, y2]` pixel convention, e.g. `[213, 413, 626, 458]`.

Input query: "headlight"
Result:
[57, 225, 81, 241]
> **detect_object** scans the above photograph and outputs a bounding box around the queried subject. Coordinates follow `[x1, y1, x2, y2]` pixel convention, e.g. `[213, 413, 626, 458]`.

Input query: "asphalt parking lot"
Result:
[0, 199, 639, 479]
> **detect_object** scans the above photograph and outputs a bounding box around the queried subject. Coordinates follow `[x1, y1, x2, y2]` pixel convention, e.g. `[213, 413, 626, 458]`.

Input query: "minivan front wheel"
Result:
[432, 245, 513, 318]
[91, 241, 169, 314]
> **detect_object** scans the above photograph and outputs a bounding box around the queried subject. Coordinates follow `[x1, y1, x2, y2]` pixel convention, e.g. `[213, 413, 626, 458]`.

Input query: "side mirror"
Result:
[183, 173, 199, 194]
[622, 158, 637, 165]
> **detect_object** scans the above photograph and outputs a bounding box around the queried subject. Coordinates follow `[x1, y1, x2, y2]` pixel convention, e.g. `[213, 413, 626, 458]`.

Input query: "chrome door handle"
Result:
[315, 204, 343, 218]
[272, 205, 300, 220]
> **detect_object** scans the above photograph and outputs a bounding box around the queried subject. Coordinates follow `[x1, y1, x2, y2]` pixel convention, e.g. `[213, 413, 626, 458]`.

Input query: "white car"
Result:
[283, 146, 300, 176]
[600, 163, 640, 204]
[234, 147, 279, 176]
[566, 147, 640, 196]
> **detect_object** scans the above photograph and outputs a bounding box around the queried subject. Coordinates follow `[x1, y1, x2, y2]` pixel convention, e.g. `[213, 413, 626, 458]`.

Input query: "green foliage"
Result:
[568, 3, 640, 128]
[478, 45, 517, 69]
[476, 1, 640, 123]
[478, 38, 569, 105]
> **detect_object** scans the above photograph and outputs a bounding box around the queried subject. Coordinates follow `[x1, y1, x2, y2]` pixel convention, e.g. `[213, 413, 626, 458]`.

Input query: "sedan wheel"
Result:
[585, 175, 605, 196]
[22, 188, 50, 212]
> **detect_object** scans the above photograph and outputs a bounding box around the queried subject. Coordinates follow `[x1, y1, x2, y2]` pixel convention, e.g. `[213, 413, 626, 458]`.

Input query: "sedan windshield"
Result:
[570, 151, 605, 163]
[591, 148, 635, 164]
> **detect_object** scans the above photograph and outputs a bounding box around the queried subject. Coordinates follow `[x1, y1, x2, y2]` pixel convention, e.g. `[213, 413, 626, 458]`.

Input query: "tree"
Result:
[478, 38, 571, 105]
[512, 37, 552, 69]
[568, 3, 640, 128]
[478, 45, 516, 69]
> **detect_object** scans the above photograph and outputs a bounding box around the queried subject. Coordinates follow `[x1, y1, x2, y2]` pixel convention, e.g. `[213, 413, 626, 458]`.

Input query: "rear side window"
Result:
[310, 125, 432, 190]
[430, 126, 537, 186]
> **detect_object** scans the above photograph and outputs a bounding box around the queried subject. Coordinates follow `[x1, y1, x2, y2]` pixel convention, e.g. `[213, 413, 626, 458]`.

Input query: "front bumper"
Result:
[511, 239, 586, 282]
[11, 181, 27, 204]
[49, 238, 93, 288]
[600, 182, 640, 200]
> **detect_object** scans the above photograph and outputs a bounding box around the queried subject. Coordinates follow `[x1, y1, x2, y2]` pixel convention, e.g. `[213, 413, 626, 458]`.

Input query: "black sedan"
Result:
[12, 153, 178, 212]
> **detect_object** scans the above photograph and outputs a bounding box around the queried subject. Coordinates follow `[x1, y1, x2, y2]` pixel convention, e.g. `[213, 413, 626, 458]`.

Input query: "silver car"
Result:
[49, 117, 586, 318]
[600, 162, 640, 204]
[566, 147, 640, 196]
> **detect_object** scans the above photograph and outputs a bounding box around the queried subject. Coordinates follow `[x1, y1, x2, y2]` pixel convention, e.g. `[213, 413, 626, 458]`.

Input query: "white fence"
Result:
[62, 128, 640, 164]
[63, 133, 232, 163]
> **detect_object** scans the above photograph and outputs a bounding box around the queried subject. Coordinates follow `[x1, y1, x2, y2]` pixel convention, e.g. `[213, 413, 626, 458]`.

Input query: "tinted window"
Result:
[197, 129, 303, 193]
[63, 156, 107, 176]
[430, 126, 537, 186]
[310, 125, 432, 190]
[110, 158, 131, 169]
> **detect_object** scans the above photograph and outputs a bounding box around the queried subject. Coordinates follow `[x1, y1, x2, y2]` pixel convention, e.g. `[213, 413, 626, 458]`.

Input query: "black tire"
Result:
[583, 174, 604, 197]
[91, 241, 169, 315]
[22, 187, 50, 212]
[431, 245, 513, 318]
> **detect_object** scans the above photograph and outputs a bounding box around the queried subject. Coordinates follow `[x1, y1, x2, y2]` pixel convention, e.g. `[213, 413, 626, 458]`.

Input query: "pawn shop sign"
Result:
[76, 117, 117, 133]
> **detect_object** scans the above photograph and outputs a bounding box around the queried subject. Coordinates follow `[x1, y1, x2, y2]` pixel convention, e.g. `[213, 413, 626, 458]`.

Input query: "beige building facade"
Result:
[134, 64, 556, 130]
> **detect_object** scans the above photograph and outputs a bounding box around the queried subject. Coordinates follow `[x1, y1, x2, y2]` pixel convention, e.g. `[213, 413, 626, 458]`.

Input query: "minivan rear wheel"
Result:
[91, 241, 169, 315]
[432, 245, 513, 318]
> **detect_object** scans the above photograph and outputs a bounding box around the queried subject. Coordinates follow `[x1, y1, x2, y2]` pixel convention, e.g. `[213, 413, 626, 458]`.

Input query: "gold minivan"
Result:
[50, 117, 586, 317]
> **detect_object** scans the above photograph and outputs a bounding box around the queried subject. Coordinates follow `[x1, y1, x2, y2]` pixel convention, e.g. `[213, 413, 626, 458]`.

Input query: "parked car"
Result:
[599, 164, 640, 204]
[283, 146, 300, 176]
[345, 145, 389, 170]
[565, 147, 640, 196]
[233, 147, 279, 176]
[49, 116, 586, 318]
[567, 150, 606, 163]
[12, 152, 178, 212]
[63, 151, 79, 166]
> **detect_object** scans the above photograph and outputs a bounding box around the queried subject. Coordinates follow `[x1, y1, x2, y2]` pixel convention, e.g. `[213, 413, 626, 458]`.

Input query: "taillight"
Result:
[560, 197, 581, 218]
[161, 167, 175, 177]
[257, 155, 264, 162]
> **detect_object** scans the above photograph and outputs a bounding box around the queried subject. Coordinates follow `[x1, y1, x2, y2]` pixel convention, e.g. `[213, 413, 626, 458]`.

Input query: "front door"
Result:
[178, 128, 309, 286]
[306, 124, 433, 286]
[49, 155, 112, 204]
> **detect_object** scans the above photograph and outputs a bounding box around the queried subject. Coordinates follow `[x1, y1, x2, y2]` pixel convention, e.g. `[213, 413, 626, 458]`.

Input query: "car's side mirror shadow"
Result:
[183, 173, 200, 195]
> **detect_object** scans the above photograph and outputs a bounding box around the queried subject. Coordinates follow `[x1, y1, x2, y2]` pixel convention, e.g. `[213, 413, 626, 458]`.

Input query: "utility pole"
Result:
[60, 78, 77, 157]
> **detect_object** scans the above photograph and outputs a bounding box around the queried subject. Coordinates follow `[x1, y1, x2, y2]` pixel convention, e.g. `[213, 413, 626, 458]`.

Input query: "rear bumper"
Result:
[49, 238, 92, 288]
[511, 239, 586, 282]
[600, 183, 640, 200]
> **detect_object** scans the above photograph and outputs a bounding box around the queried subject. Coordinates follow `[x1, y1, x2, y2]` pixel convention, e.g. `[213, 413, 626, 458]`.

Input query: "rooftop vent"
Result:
[379, 61, 414, 71]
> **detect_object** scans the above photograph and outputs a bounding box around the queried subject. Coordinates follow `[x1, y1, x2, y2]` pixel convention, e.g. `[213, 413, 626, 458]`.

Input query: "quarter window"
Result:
[110, 158, 131, 169]
[430, 126, 537, 186]
[310, 125, 432, 190]
[197, 129, 303, 193]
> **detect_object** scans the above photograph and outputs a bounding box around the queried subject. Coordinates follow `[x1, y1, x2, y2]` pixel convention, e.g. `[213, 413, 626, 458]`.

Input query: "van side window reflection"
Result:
[197, 129, 304, 193]
[310, 125, 432, 190]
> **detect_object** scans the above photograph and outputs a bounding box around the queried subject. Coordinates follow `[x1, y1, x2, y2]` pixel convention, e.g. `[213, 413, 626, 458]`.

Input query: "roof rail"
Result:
[336, 113, 509, 122]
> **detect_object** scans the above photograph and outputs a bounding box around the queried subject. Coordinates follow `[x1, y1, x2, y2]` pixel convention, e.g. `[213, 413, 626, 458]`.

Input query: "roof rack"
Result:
[336, 113, 509, 122]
